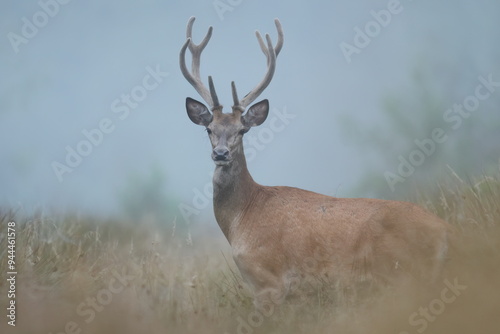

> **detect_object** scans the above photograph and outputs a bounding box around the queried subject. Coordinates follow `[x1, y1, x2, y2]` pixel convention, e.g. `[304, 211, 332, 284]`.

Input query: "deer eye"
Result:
[206, 128, 212, 134]
[239, 129, 248, 135]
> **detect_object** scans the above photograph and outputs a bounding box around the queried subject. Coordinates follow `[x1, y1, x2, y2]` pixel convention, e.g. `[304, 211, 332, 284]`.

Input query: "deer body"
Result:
[212, 136, 448, 306]
[180, 17, 450, 308]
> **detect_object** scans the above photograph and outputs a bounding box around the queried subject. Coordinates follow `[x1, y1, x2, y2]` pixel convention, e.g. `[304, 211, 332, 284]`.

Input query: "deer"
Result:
[179, 17, 451, 310]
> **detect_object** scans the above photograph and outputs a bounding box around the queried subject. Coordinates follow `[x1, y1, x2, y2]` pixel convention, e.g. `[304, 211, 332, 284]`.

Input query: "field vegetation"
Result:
[1, 170, 499, 333]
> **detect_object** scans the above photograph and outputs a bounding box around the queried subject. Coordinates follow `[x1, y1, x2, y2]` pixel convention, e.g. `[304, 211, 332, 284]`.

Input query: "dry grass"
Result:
[1, 171, 499, 334]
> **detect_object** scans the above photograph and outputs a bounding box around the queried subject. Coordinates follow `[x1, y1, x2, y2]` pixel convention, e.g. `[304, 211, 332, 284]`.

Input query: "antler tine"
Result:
[231, 81, 244, 113]
[255, 18, 284, 63]
[237, 32, 278, 110]
[208, 76, 221, 110]
[273, 19, 284, 56]
[186, 17, 213, 77]
[233, 19, 283, 111]
[180, 17, 219, 109]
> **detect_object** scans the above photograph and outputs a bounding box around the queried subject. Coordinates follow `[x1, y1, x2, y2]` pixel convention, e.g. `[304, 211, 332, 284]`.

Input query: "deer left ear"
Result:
[186, 97, 213, 126]
[242, 99, 269, 127]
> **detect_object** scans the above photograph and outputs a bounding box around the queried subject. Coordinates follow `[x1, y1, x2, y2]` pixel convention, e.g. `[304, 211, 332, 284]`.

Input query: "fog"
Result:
[1, 0, 499, 225]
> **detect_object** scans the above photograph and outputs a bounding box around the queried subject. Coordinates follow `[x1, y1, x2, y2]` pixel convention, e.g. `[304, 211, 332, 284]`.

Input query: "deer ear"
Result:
[186, 97, 213, 126]
[242, 99, 269, 127]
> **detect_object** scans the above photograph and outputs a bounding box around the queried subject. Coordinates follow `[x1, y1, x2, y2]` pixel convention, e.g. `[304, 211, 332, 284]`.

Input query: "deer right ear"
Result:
[242, 99, 269, 127]
[186, 97, 213, 126]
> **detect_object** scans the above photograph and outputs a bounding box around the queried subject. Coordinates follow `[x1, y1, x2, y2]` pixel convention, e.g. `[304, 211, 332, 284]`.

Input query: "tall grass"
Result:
[1, 171, 499, 333]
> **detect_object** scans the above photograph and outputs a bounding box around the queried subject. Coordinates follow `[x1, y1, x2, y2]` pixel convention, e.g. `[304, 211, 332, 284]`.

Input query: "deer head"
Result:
[180, 17, 283, 166]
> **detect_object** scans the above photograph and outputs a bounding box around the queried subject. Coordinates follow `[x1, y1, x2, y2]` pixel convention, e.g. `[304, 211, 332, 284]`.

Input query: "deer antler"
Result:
[180, 17, 221, 111]
[232, 19, 284, 112]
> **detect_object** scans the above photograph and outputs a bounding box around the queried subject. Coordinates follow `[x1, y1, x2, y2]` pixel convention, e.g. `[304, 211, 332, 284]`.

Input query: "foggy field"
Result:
[1, 172, 499, 334]
[2, 2, 500, 333]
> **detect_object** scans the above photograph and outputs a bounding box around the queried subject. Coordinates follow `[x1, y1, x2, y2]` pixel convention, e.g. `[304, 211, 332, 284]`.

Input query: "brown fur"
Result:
[200, 112, 451, 308]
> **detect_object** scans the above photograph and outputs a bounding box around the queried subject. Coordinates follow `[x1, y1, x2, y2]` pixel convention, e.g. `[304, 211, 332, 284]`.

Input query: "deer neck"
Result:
[212, 145, 258, 242]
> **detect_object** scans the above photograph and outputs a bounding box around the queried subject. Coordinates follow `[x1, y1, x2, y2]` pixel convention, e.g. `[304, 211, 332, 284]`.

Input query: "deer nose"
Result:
[213, 147, 230, 161]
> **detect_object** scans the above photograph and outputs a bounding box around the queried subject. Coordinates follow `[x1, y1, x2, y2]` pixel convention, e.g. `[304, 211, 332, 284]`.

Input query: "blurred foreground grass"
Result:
[1, 171, 499, 334]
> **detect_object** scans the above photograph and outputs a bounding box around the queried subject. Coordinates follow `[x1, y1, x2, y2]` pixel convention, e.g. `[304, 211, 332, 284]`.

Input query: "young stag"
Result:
[180, 17, 450, 308]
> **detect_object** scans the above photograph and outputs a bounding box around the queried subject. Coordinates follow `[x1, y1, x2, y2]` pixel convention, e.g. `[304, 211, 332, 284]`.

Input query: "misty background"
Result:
[1, 0, 499, 229]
